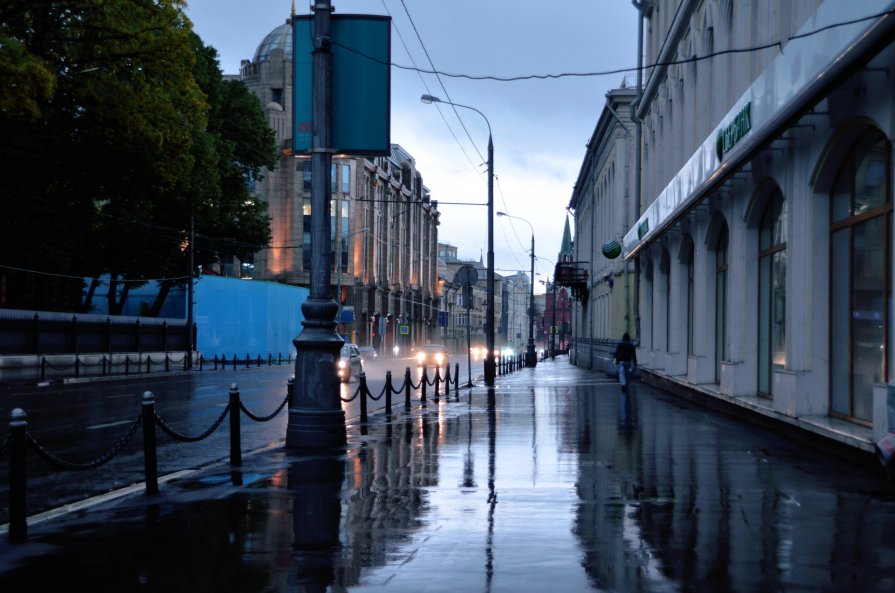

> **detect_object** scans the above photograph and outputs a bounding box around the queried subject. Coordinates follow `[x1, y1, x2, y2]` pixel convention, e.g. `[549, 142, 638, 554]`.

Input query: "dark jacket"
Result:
[614, 340, 637, 365]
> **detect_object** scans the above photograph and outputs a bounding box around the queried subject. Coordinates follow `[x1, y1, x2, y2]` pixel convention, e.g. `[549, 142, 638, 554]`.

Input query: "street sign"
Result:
[400, 325, 409, 335]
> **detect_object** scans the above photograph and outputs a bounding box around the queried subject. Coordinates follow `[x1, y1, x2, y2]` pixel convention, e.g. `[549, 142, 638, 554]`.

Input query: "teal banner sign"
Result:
[293, 15, 391, 155]
[715, 102, 752, 161]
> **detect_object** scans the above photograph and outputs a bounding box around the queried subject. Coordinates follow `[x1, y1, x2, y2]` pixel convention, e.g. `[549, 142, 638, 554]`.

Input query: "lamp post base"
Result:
[286, 407, 346, 450]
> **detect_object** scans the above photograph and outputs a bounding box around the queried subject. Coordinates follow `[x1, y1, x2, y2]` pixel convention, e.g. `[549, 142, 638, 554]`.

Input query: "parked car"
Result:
[338, 343, 363, 383]
[415, 344, 449, 369]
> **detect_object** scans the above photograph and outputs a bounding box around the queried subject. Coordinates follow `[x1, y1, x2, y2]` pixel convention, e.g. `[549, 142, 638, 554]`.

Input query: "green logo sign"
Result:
[637, 219, 650, 240]
[400, 325, 409, 335]
[716, 102, 752, 161]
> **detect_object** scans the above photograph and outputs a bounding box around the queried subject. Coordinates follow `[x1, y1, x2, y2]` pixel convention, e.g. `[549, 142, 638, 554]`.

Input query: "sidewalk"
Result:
[2, 357, 895, 592]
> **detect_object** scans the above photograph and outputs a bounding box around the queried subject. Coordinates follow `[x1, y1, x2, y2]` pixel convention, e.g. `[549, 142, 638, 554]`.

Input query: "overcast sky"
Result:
[185, 0, 638, 292]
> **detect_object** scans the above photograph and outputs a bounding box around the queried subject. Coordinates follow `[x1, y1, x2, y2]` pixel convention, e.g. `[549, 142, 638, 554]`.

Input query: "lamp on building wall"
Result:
[421, 94, 496, 386]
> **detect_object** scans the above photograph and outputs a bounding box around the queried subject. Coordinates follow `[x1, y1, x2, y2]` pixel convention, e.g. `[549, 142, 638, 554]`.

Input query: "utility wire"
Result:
[330, 7, 895, 82]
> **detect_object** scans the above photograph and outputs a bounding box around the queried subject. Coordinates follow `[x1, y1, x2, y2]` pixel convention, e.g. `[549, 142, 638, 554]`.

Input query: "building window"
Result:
[302, 160, 312, 193]
[830, 128, 891, 424]
[342, 164, 350, 193]
[714, 222, 729, 383]
[758, 189, 786, 398]
[302, 199, 312, 270]
[686, 238, 695, 357]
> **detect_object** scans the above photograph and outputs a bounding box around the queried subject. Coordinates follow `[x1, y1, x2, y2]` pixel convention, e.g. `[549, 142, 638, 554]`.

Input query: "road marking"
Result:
[87, 420, 133, 431]
[105, 393, 134, 400]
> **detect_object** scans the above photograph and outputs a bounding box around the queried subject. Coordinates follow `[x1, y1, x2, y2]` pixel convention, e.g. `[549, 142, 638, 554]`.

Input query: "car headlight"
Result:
[338, 360, 347, 369]
[416, 352, 426, 365]
[434, 353, 444, 365]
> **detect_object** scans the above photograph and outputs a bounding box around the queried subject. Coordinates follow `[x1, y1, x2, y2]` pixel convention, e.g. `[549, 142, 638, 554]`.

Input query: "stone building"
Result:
[569, 83, 638, 369]
[611, 0, 895, 453]
[238, 18, 440, 353]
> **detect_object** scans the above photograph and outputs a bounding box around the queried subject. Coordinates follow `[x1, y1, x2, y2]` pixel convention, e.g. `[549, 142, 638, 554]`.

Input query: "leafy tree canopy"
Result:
[0, 0, 277, 314]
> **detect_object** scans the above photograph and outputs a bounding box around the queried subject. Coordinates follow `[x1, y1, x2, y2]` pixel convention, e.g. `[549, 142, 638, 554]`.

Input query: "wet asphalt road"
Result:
[0, 356, 483, 524]
[2, 358, 895, 592]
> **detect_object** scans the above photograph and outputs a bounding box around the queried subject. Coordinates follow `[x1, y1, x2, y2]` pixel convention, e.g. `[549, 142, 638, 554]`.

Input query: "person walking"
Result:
[614, 333, 637, 393]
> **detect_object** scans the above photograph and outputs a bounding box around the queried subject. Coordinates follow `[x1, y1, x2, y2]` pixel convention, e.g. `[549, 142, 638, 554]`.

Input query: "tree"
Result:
[0, 1, 277, 315]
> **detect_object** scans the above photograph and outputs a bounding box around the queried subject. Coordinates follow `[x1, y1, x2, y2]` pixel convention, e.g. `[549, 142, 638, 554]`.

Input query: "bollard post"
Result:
[142, 392, 158, 495]
[146, 354, 151, 374]
[420, 367, 428, 403]
[165, 353, 170, 373]
[40, 356, 47, 381]
[74, 356, 80, 378]
[359, 373, 368, 423]
[229, 383, 242, 466]
[385, 370, 393, 416]
[257, 354, 262, 368]
[287, 376, 295, 408]
[9, 408, 27, 543]
[405, 367, 412, 409]
[233, 354, 238, 370]
[268, 353, 273, 366]
[454, 363, 460, 398]
[102, 355, 108, 377]
[245, 353, 250, 369]
[125, 355, 130, 376]
[434, 367, 441, 401]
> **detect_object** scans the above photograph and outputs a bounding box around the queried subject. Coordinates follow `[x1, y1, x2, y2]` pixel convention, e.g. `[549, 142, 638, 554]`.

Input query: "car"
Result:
[357, 345, 377, 360]
[415, 344, 449, 369]
[338, 343, 363, 383]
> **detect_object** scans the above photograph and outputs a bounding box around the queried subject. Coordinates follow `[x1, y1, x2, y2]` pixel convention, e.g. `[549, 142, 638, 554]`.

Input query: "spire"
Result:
[291, 0, 296, 17]
[559, 215, 573, 261]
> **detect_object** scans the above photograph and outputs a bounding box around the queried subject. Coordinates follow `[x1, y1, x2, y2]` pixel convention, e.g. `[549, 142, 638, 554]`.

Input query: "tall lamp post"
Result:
[287, 0, 345, 450]
[421, 94, 495, 386]
[496, 212, 537, 368]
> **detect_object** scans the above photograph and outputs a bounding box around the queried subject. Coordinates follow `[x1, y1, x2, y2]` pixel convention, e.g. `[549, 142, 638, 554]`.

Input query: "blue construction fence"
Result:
[79, 274, 309, 359]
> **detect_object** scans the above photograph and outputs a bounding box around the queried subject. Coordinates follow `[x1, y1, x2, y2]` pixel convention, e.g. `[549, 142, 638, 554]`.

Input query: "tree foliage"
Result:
[0, 0, 277, 314]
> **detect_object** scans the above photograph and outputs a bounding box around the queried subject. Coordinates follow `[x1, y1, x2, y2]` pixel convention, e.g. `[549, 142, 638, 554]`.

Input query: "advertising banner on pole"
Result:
[293, 15, 391, 155]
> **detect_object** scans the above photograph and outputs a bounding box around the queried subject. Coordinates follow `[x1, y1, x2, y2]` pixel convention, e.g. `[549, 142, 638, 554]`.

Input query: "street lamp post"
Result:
[497, 212, 537, 368]
[421, 94, 496, 386]
[287, 0, 345, 450]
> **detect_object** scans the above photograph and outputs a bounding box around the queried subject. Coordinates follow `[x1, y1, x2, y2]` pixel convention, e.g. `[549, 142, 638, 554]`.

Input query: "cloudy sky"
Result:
[185, 0, 637, 291]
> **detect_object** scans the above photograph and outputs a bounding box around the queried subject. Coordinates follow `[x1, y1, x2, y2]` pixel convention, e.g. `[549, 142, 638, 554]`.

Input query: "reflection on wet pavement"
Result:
[2, 365, 895, 592]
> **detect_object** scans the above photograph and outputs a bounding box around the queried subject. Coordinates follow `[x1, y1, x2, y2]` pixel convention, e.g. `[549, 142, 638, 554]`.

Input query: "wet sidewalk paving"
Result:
[3, 357, 895, 592]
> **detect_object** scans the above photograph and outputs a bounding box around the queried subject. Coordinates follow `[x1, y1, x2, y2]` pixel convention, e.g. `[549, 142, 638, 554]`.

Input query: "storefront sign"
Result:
[715, 102, 752, 160]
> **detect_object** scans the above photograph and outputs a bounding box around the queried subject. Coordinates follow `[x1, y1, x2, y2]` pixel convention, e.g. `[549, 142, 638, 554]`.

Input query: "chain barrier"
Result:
[26, 414, 142, 471]
[239, 394, 289, 422]
[368, 382, 387, 402]
[341, 383, 362, 403]
[154, 405, 230, 443]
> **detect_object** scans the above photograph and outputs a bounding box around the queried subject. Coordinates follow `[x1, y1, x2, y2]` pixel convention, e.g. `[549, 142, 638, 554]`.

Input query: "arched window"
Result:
[714, 223, 729, 383]
[830, 128, 891, 423]
[758, 190, 786, 398]
[681, 234, 695, 356]
[660, 249, 671, 352]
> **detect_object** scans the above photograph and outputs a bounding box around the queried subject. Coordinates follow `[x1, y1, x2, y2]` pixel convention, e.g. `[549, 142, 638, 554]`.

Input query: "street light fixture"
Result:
[496, 212, 537, 368]
[421, 94, 496, 386]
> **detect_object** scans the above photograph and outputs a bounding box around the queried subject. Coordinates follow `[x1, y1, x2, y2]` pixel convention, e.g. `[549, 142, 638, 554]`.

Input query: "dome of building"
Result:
[253, 22, 292, 63]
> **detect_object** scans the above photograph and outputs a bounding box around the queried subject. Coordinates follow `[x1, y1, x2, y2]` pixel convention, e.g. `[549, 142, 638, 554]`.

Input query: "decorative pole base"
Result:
[286, 297, 346, 450]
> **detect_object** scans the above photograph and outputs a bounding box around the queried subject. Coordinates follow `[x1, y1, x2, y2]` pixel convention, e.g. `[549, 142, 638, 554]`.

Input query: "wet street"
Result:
[2, 357, 895, 592]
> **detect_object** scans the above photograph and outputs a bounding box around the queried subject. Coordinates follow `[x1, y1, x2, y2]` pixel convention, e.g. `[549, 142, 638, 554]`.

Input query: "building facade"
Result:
[569, 84, 638, 369]
[239, 20, 440, 355]
[611, 0, 895, 452]
[436, 243, 503, 356]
